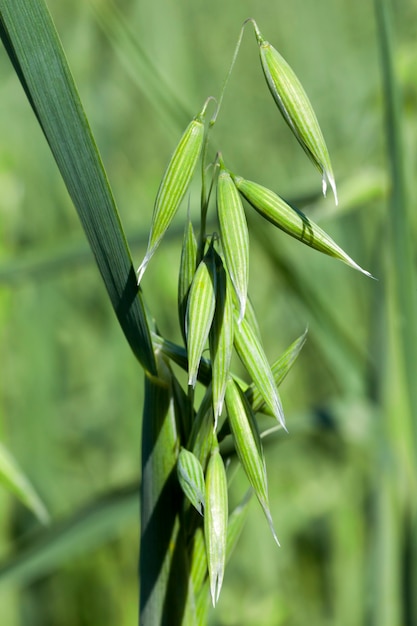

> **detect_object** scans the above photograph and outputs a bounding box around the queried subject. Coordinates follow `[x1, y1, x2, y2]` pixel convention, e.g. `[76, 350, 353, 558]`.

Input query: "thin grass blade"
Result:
[0, 0, 156, 374]
[233, 175, 372, 277]
[0, 483, 139, 587]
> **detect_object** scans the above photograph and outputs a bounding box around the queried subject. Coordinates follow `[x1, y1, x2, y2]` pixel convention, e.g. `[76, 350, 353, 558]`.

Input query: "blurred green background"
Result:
[1, 0, 417, 624]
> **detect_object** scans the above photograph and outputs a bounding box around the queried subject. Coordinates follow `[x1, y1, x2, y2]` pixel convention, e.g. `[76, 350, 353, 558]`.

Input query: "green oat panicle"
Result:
[251, 20, 338, 204]
[204, 445, 228, 607]
[136, 109, 205, 284]
[217, 167, 249, 323]
[186, 241, 217, 388]
[233, 174, 372, 278]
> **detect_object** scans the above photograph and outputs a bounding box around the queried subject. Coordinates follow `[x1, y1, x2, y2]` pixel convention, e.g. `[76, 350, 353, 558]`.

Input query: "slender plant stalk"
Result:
[139, 355, 193, 625]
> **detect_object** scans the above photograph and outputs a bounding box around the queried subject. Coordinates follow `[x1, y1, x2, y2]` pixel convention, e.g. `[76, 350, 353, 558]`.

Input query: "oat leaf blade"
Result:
[177, 448, 205, 515]
[0, 0, 156, 374]
[234, 176, 372, 277]
[217, 169, 249, 322]
[204, 446, 228, 606]
[233, 311, 286, 430]
[225, 379, 278, 545]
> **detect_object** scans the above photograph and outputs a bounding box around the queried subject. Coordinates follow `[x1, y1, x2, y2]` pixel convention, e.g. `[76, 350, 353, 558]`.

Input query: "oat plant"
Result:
[0, 2, 371, 624]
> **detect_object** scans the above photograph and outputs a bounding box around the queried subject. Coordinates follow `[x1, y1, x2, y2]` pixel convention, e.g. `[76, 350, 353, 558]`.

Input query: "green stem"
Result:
[139, 356, 194, 625]
[198, 21, 248, 259]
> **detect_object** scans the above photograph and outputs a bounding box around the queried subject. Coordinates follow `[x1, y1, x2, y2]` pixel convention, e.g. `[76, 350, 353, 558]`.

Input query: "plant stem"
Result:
[139, 356, 193, 625]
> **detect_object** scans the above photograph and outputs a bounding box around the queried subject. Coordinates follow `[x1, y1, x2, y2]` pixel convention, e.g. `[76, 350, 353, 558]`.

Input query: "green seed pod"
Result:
[137, 111, 205, 284]
[233, 309, 286, 430]
[204, 446, 228, 606]
[177, 447, 205, 515]
[186, 241, 217, 387]
[253, 23, 337, 204]
[217, 168, 249, 322]
[225, 378, 279, 545]
[246, 329, 307, 414]
[209, 251, 234, 428]
[233, 175, 372, 277]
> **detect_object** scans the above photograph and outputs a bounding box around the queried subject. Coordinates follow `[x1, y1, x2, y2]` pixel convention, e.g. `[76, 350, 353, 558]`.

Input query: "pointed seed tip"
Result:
[329, 175, 338, 206]
[136, 265, 145, 286]
[210, 576, 222, 607]
[263, 504, 280, 546]
[322, 176, 327, 198]
[355, 264, 374, 280]
[188, 375, 197, 388]
[136, 252, 152, 285]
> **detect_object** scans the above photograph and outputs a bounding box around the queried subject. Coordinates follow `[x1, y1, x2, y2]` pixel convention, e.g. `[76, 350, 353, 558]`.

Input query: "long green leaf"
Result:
[0, 0, 156, 374]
